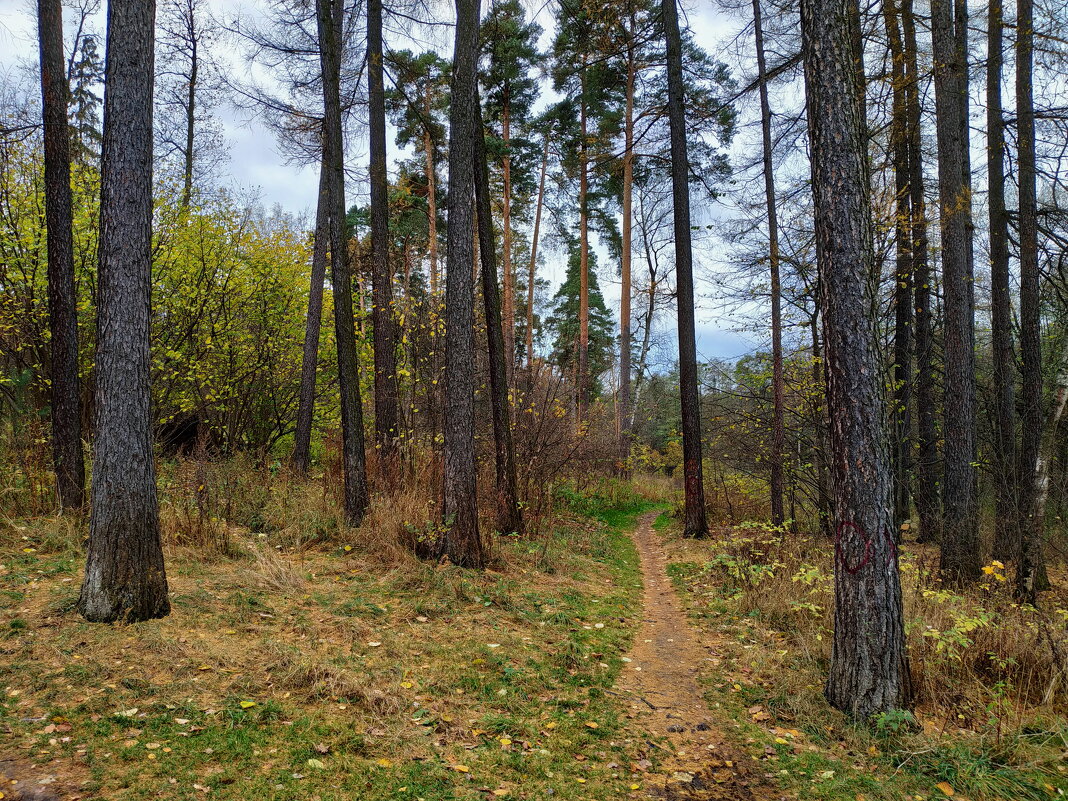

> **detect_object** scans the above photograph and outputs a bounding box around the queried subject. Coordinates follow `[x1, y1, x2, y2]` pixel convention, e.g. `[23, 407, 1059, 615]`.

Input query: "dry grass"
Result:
[0, 487, 649, 800]
[665, 521, 1068, 727]
[248, 543, 308, 592]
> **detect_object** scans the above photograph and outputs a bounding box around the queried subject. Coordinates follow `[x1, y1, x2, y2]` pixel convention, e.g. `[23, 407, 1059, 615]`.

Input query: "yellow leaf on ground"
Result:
[453, 765, 470, 773]
[935, 782, 955, 797]
[239, 701, 256, 709]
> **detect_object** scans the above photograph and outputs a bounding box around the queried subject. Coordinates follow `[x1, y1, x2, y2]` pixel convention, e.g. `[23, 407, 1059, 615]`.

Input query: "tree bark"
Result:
[474, 108, 522, 535]
[810, 307, 832, 538]
[79, 0, 169, 622]
[368, 0, 400, 458]
[318, 0, 369, 525]
[1015, 0, 1044, 603]
[577, 62, 590, 424]
[291, 162, 330, 474]
[800, 0, 911, 718]
[501, 104, 515, 388]
[525, 125, 551, 371]
[987, 0, 1016, 556]
[38, 0, 86, 513]
[932, 0, 979, 583]
[902, 0, 937, 545]
[440, 0, 484, 566]
[181, 7, 196, 208]
[753, 0, 784, 526]
[883, 0, 913, 530]
[618, 18, 636, 477]
[663, 0, 709, 538]
[424, 85, 439, 296]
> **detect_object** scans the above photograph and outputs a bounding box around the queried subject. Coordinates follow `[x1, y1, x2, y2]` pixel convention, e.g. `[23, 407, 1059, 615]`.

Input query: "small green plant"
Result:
[872, 708, 918, 737]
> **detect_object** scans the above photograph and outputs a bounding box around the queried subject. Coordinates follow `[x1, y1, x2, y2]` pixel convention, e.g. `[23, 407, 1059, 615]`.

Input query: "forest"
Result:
[1, 0, 1067, 797]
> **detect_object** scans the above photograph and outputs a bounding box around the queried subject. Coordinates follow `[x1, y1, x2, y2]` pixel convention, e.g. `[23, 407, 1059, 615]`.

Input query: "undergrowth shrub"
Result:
[688, 524, 1068, 724]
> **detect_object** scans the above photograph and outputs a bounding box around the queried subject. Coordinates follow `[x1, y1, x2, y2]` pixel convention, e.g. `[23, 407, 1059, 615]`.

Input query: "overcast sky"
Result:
[0, 0, 764, 365]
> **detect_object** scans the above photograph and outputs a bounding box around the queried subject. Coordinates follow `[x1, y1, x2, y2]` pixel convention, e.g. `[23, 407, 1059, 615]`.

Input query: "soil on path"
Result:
[615, 513, 776, 800]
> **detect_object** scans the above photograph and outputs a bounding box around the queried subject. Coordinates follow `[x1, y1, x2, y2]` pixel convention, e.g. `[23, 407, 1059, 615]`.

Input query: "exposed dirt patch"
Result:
[0, 758, 72, 800]
[615, 514, 780, 800]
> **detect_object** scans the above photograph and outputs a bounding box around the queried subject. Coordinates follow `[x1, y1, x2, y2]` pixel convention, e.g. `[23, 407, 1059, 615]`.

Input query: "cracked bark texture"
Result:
[38, 0, 86, 513]
[79, 0, 169, 623]
[800, 0, 911, 718]
[439, 0, 483, 566]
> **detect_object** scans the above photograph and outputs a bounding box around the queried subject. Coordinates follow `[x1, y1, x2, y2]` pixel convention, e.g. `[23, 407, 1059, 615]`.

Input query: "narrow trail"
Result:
[615, 513, 770, 800]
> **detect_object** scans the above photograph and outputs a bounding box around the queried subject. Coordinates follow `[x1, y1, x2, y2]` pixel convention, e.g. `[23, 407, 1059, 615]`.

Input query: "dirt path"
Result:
[615, 513, 770, 800]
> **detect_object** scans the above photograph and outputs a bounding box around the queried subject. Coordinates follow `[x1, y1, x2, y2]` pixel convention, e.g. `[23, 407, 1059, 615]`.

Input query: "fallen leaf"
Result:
[935, 782, 955, 797]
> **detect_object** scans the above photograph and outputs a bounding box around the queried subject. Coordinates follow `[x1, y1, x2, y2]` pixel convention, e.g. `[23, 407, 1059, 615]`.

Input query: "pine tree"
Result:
[67, 33, 103, 166]
[545, 247, 615, 397]
[932, 0, 980, 583]
[38, 0, 86, 512]
[318, 0, 370, 524]
[386, 50, 449, 295]
[479, 0, 542, 385]
[800, 0, 911, 718]
[79, 0, 170, 623]
[439, 0, 483, 566]
[552, 0, 622, 422]
[662, 0, 709, 538]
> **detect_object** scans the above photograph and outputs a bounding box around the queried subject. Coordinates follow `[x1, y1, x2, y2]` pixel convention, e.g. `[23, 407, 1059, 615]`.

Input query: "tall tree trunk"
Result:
[79, 0, 169, 622]
[883, 0, 913, 529]
[932, 0, 979, 583]
[181, 22, 196, 207]
[663, 0, 709, 538]
[319, 0, 369, 525]
[526, 125, 551, 371]
[439, 0, 483, 566]
[424, 85, 439, 296]
[474, 108, 522, 535]
[38, 0, 86, 513]
[577, 62, 590, 424]
[810, 307, 832, 538]
[291, 162, 330, 474]
[634, 211, 660, 405]
[753, 0, 785, 526]
[501, 104, 515, 388]
[1023, 354, 1065, 597]
[800, 0, 911, 718]
[368, 0, 400, 458]
[1015, 0, 1044, 603]
[987, 0, 1016, 556]
[618, 21, 636, 476]
[902, 0, 937, 544]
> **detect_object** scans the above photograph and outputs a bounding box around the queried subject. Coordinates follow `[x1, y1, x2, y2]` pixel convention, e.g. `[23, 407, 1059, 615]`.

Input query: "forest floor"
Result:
[612, 513, 773, 800]
[1, 494, 1066, 800]
[659, 514, 1068, 801]
[0, 495, 756, 801]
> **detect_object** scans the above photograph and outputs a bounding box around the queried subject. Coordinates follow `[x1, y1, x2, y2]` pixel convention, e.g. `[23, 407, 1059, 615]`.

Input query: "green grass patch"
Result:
[0, 491, 654, 800]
